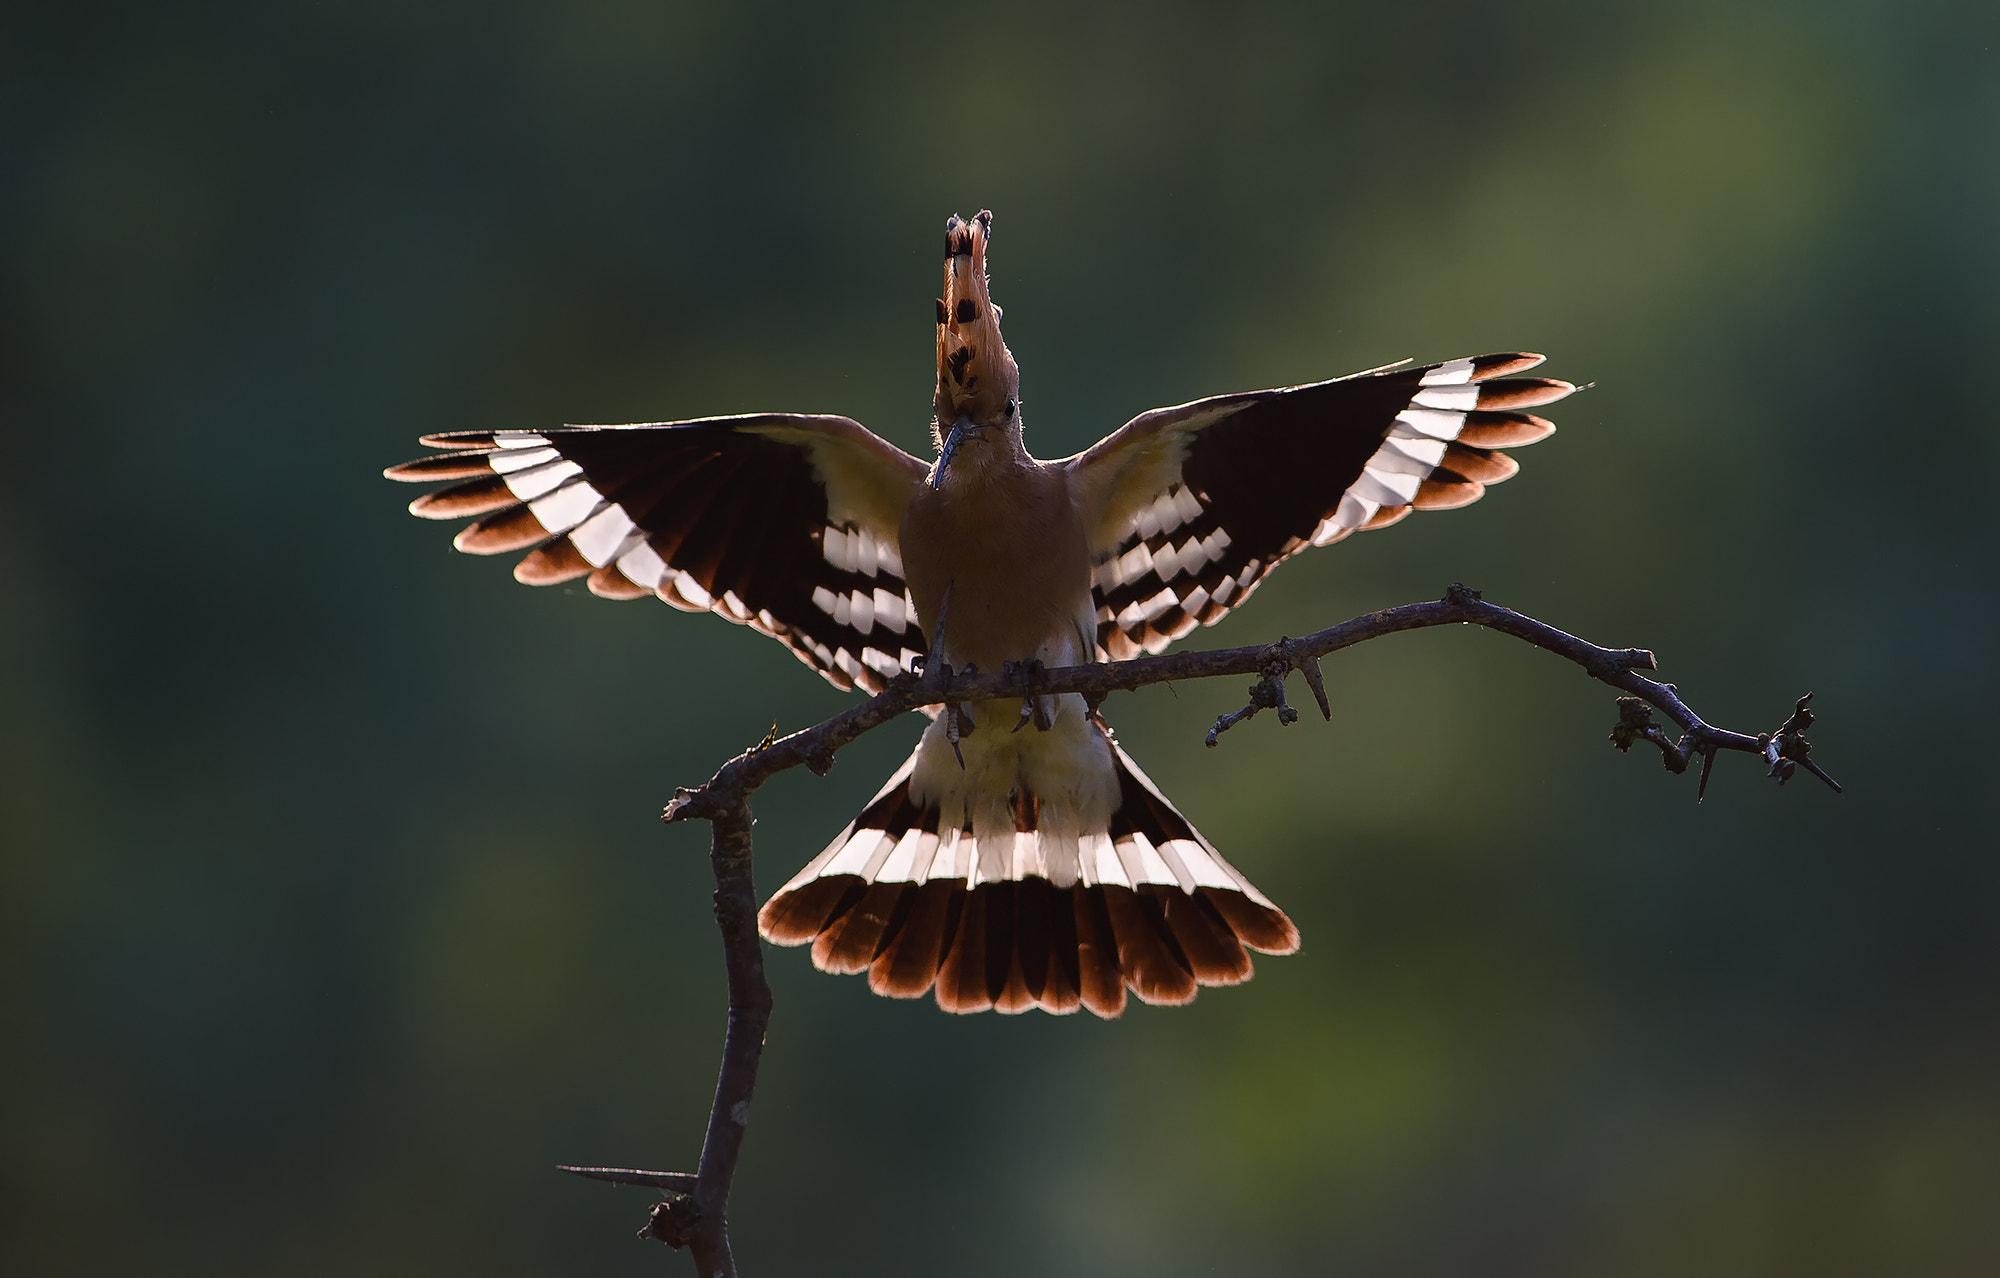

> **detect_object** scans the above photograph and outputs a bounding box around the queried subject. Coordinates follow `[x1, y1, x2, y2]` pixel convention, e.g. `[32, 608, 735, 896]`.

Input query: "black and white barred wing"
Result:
[384, 413, 930, 693]
[1067, 354, 1575, 659]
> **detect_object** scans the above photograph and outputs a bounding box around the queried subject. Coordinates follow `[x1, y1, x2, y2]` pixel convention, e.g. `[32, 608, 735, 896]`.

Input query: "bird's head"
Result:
[930, 210, 1022, 488]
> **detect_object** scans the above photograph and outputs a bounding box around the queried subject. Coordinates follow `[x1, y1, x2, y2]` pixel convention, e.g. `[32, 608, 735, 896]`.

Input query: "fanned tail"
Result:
[758, 737, 1299, 1018]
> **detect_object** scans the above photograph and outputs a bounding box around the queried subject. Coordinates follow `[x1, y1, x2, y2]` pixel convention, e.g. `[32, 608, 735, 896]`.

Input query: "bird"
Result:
[385, 210, 1575, 1019]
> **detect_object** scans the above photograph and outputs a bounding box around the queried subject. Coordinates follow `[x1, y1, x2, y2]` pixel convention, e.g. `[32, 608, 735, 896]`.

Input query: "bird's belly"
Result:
[936, 557, 1092, 673]
[900, 474, 1095, 675]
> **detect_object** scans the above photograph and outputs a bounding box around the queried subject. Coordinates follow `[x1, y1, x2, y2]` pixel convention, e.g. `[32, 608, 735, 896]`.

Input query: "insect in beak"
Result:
[932, 415, 978, 489]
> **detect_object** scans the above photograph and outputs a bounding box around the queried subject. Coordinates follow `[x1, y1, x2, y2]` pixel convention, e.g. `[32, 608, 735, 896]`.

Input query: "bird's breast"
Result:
[900, 463, 1094, 674]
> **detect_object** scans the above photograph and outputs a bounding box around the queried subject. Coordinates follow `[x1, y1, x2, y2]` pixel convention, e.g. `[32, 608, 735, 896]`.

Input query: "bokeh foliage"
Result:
[3, 1, 1997, 1274]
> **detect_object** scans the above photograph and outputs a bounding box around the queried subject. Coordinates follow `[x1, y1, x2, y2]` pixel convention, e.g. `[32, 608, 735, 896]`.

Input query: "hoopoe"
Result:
[386, 211, 1575, 1018]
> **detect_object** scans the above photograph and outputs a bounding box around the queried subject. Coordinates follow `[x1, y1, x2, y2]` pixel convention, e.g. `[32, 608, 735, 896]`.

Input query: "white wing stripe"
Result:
[1357, 467, 1422, 505]
[1411, 384, 1481, 411]
[1335, 491, 1379, 530]
[670, 573, 712, 609]
[617, 541, 667, 589]
[862, 648, 904, 678]
[1117, 542, 1153, 582]
[570, 503, 637, 566]
[529, 481, 604, 532]
[491, 447, 561, 476]
[853, 527, 879, 579]
[1382, 435, 1447, 467]
[1364, 446, 1435, 478]
[1419, 357, 1477, 386]
[503, 459, 583, 501]
[1139, 587, 1179, 622]
[872, 588, 904, 633]
[1394, 408, 1467, 440]
[822, 526, 854, 572]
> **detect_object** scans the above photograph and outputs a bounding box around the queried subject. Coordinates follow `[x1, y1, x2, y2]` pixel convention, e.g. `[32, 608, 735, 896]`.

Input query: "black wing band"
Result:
[1092, 354, 1572, 658]
[387, 420, 926, 693]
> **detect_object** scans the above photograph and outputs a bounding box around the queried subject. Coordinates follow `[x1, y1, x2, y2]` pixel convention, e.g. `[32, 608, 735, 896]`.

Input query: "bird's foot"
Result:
[943, 663, 978, 768]
[1006, 659, 1054, 733]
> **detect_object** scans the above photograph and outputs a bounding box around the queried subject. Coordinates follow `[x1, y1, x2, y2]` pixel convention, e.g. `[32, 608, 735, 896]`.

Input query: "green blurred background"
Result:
[4, 2, 1996, 1274]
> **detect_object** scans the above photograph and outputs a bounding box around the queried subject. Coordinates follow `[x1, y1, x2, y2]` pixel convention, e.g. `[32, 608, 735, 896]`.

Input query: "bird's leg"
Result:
[1006, 660, 1033, 733]
[1007, 659, 1054, 733]
[943, 665, 978, 767]
[954, 665, 979, 743]
[944, 694, 965, 768]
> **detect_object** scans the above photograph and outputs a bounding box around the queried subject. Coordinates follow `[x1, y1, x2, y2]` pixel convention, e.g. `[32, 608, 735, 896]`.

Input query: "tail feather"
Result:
[812, 882, 903, 975]
[1104, 887, 1198, 1006]
[869, 881, 958, 998]
[758, 736, 1299, 1018]
[1074, 886, 1126, 1017]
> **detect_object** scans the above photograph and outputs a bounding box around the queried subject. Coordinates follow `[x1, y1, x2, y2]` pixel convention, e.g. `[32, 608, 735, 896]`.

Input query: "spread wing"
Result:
[1067, 354, 1575, 659]
[385, 413, 930, 693]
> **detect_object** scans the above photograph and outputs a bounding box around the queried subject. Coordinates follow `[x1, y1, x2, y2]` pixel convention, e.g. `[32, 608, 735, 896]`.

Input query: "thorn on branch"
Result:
[558, 1166, 707, 1253]
[558, 1165, 699, 1194]
[1287, 640, 1332, 721]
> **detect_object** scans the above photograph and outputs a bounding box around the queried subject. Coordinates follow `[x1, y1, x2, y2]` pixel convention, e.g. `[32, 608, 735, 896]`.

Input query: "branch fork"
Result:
[1205, 638, 1332, 747]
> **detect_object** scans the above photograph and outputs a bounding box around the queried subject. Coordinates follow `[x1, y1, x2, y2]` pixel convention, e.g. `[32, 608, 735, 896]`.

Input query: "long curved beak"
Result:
[931, 416, 976, 489]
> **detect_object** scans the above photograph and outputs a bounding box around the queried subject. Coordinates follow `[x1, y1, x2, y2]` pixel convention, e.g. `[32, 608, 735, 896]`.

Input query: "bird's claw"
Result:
[944, 662, 978, 768]
[1006, 659, 1053, 733]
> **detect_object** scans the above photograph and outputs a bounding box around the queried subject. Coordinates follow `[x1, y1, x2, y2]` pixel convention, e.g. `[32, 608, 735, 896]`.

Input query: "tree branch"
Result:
[564, 585, 1840, 1271]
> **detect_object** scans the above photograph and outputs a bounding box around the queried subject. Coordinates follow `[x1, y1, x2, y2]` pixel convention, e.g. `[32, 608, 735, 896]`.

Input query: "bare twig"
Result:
[594, 799, 768, 1278]
[572, 585, 1839, 1271]
[1205, 643, 1301, 746]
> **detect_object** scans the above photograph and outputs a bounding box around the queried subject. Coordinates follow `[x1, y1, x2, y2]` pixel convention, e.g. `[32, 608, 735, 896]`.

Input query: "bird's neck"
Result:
[934, 426, 1034, 495]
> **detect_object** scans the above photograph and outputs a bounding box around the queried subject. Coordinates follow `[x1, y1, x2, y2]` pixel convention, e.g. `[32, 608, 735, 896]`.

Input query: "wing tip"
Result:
[417, 430, 497, 450]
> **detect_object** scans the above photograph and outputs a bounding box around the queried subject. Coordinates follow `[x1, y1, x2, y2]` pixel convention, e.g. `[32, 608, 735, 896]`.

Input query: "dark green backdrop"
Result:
[5, 2, 1996, 1274]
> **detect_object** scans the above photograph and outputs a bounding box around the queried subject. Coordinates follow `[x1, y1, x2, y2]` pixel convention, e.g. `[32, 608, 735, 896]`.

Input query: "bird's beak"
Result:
[931, 415, 976, 489]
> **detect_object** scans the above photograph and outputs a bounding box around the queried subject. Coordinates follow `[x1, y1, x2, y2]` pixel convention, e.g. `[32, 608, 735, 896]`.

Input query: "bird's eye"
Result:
[1004, 399, 1016, 416]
